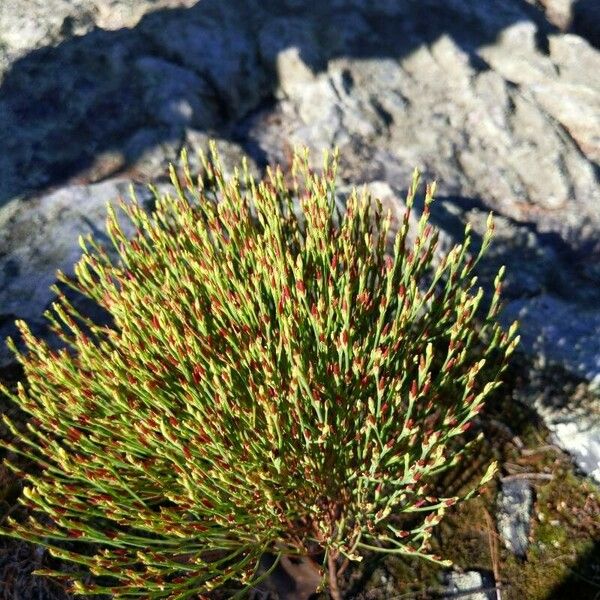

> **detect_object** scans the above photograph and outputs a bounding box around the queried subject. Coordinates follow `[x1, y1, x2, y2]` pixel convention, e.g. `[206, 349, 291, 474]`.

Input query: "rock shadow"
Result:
[571, 0, 600, 48]
[545, 540, 600, 599]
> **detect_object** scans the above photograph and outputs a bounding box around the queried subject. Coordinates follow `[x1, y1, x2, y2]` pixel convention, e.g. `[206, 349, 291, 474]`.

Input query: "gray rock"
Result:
[0, 0, 96, 73]
[514, 367, 600, 483]
[183, 130, 261, 182]
[443, 570, 496, 600]
[529, 0, 600, 44]
[501, 295, 600, 387]
[497, 479, 534, 557]
[92, 1, 199, 31]
[123, 128, 184, 180]
[134, 56, 219, 129]
[2, 0, 598, 241]
[550, 414, 600, 483]
[139, 2, 267, 120]
[0, 0, 198, 61]
[0, 25, 148, 205]
[529, 0, 574, 29]
[258, 17, 322, 99]
[249, 20, 600, 250]
[0, 179, 152, 366]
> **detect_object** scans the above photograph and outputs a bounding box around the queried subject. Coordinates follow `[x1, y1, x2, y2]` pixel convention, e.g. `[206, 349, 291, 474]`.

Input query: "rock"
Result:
[2, 0, 599, 241]
[514, 368, 600, 483]
[531, 0, 574, 30]
[497, 479, 534, 557]
[247, 26, 599, 253]
[0, 26, 150, 206]
[502, 296, 600, 386]
[92, 0, 199, 31]
[183, 130, 261, 181]
[0, 179, 153, 366]
[134, 56, 219, 129]
[551, 419, 600, 483]
[529, 0, 600, 45]
[258, 17, 322, 99]
[0, 1, 199, 82]
[123, 128, 184, 180]
[443, 570, 496, 600]
[547, 33, 600, 88]
[139, 1, 268, 120]
[571, 0, 600, 48]
[530, 35, 600, 164]
[0, 0, 97, 72]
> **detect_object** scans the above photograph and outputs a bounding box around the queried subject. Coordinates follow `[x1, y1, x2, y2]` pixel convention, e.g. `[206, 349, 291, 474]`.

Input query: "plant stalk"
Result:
[328, 552, 342, 600]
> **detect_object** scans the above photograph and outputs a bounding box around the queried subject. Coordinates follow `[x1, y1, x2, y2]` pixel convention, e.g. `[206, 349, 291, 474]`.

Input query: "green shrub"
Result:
[1, 144, 518, 598]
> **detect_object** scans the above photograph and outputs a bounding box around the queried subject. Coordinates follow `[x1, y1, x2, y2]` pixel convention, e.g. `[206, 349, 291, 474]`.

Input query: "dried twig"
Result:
[487, 418, 523, 449]
[328, 553, 342, 600]
[483, 508, 502, 600]
[336, 557, 350, 579]
[520, 444, 563, 456]
[500, 473, 553, 482]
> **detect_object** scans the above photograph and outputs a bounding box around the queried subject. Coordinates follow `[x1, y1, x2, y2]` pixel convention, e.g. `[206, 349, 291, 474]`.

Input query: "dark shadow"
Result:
[0, 0, 557, 207]
[571, 0, 600, 48]
[545, 541, 600, 599]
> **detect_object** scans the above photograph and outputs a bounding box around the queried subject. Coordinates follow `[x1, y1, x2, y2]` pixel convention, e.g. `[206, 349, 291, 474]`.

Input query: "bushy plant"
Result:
[1, 145, 518, 598]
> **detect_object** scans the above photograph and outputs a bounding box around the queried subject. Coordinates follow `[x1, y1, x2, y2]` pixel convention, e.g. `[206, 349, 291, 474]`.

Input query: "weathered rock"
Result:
[497, 479, 534, 557]
[443, 570, 496, 600]
[258, 17, 322, 99]
[122, 128, 183, 181]
[2, 0, 598, 239]
[0, 179, 152, 366]
[0, 0, 97, 74]
[134, 56, 219, 129]
[514, 368, 600, 483]
[0, 26, 149, 205]
[183, 130, 262, 182]
[530, 0, 600, 44]
[139, 2, 268, 121]
[530, 0, 574, 29]
[249, 22, 600, 251]
[551, 418, 600, 483]
[502, 295, 600, 387]
[92, 1, 199, 31]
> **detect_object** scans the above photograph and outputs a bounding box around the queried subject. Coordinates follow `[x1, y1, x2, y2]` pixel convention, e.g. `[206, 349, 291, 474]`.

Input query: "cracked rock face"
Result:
[0, 0, 599, 478]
